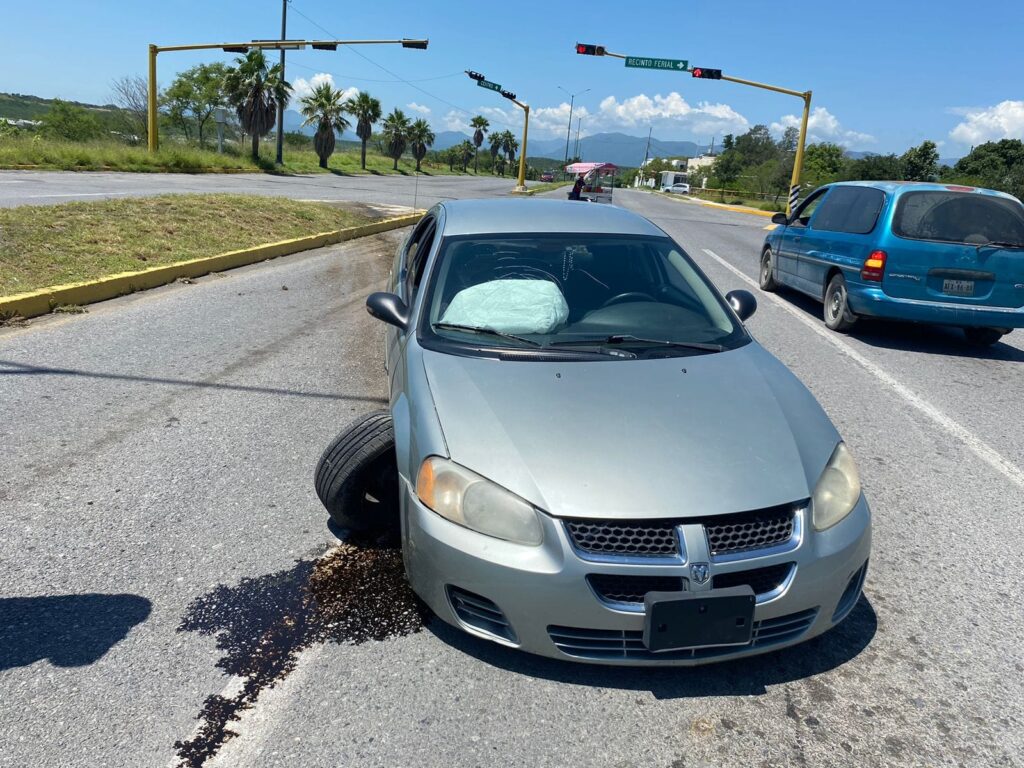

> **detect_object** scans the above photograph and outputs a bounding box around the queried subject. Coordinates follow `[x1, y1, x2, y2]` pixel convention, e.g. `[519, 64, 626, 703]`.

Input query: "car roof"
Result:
[828, 180, 1019, 201]
[436, 198, 666, 237]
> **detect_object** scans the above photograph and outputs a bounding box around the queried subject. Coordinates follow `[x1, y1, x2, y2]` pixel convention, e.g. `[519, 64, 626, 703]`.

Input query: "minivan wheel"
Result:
[314, 410, 399, 534]
[962, 327, 1005, 347]
[824, 273, 858, 332]
[759, 248, 778, 292]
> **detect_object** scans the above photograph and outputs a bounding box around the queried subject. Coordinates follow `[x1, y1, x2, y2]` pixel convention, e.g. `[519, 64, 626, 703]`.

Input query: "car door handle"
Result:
[793, 235, 802, 242]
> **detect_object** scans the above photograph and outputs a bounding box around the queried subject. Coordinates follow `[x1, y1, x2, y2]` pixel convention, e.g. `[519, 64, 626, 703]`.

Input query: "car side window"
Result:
[404, 218, 437, 302]
[813, 187, 886, 235]
[791, 188, 828, 227]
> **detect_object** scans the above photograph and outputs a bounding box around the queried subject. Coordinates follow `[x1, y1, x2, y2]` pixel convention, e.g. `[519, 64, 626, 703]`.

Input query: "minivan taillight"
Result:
[861, 250, 887, 282]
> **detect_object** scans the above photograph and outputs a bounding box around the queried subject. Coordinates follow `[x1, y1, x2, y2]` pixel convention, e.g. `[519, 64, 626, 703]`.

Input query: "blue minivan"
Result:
[760, 181, 1024, 346]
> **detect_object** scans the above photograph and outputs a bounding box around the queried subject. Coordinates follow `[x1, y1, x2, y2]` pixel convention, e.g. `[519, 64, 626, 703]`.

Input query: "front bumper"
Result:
[847, 284, 1024, 330]
[402, 483, 872, 666]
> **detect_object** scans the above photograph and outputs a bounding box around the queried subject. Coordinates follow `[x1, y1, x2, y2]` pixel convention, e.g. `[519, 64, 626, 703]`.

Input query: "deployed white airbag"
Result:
[441, 279, 569, 335]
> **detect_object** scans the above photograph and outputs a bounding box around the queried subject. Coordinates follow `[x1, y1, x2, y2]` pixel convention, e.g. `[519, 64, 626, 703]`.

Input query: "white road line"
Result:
[164, 674, 248, 768]
[702, 247, 1024, 490]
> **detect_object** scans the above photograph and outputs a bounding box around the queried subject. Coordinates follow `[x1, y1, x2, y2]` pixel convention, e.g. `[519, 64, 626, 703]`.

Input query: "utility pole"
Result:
[574, 117, 582, 160]
[558, 86, 589, 172]
[275, 0, 288, 165]
[639, 126, 652, 187]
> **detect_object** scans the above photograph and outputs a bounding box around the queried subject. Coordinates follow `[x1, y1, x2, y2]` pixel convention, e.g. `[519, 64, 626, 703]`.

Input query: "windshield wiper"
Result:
[432, 322, 541, 347]
[978, 240, 1024, 250]
[549, 334, 724, 353]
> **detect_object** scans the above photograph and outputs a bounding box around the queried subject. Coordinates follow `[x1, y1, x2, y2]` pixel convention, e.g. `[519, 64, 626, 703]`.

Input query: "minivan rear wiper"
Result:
[432, 322, 541, 347]
[549, 334, 724, 353]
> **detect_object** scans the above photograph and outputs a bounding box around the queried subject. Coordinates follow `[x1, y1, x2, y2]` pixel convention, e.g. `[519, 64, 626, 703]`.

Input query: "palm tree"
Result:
[470, 115, 489, 174]
[299, 83, 350, 169]
[489, 132, 503, 175]
[501, 130, 519, 164]
[381, 109, 411, 171]
[457, 140, 476, 172]
[345, 91, 382, 170]
[223, 49, 291, 162]
[407, 118, 435, 173]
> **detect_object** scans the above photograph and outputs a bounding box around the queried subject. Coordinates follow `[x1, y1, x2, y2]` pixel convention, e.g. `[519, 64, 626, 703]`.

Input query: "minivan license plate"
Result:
[943, 279, 974, 296]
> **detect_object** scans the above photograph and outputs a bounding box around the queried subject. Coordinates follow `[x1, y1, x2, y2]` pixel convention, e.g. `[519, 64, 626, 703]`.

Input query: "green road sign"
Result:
[477, 79, 502, 92]
[625, 56, 689, 72]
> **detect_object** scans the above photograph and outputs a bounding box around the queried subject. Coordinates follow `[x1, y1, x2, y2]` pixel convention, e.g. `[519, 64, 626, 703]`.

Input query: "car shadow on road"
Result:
[428, 595, 877, 699]
[770, 288, 1024, 362]
[0, 594, 151, 671]
[0, 360, 388, 403]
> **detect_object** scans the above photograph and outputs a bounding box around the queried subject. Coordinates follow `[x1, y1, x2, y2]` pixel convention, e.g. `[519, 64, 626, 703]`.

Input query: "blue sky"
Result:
[3, 0, 1023, 155]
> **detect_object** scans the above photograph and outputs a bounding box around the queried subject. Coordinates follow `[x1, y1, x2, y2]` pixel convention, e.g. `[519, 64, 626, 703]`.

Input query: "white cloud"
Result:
[770, 106, 875, 147]
[442, 110, 471, 132]
[595, 92, 748, 137]
[407, 102, 431, 115]
[949, 100, 1024, 145]
[290, 73, 358, 103]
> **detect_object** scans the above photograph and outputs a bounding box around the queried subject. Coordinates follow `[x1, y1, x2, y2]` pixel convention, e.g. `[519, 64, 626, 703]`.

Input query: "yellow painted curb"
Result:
[688, 197, 776, 218]
[0, 212, 423, 321]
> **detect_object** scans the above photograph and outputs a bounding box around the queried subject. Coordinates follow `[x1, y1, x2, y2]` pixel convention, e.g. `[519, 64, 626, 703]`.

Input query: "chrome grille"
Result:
[587, 574, 686, 605]
[548, 608, 818, 661]
[712, 563, 793, 595]
[565, 520, 679, 558]
[703, 506, 796, 556]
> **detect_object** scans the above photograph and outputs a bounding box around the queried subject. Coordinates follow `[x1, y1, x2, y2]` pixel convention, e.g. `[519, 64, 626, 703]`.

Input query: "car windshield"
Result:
[421, 233, 747, 357]
[893, 191, 1024, 246]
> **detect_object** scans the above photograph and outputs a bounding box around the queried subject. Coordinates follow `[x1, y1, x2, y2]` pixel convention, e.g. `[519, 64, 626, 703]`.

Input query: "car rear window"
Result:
[812, 186, 885, 234]
[893, 191, 1024, 245]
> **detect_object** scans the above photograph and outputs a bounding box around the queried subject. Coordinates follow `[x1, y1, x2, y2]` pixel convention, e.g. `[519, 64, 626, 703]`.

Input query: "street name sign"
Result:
[625, 57, 688, 72]
[477, 79, 502, 92]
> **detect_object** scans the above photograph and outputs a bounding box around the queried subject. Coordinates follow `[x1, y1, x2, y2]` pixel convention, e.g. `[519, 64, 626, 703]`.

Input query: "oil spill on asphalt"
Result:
[174, 536, 430, 767]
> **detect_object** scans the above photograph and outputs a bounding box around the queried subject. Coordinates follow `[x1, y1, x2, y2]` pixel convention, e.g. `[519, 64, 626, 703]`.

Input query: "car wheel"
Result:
[824, 273, 858, 332]
[962, 327, 1005, 347]
[314, 410, 399, 533]
[759, 248, 778, 292]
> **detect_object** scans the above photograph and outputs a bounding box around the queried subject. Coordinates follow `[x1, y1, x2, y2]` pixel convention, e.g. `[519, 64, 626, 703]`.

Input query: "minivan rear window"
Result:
[812, 186, 886, 234]
[893, 191, 1024, 246]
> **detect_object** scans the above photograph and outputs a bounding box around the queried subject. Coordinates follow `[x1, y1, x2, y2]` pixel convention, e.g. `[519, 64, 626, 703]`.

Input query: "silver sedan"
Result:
[354, 198, 871, 665]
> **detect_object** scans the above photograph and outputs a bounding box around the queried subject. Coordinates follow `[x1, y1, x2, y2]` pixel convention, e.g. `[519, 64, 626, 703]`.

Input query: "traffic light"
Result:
[691, 67, 722, 79]
[312, 43, 337, 51]
[401, 39, 429, 49]
[465, 70, 485, 81]
[222, 45, 250, 53]
[500, 89, 517, 101]
[575, 42, 605, 56]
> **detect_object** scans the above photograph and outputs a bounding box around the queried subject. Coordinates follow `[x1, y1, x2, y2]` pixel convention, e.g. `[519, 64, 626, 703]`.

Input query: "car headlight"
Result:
[812, 442, 861, 531]
[416, 457, 543, 546]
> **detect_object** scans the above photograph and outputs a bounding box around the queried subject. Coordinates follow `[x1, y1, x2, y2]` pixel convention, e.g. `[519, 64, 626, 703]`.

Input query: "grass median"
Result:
[0, 194, 373, 296]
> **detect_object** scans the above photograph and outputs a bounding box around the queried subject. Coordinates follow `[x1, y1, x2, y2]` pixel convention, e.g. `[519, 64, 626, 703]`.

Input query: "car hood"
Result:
[420, 343, 839, 519]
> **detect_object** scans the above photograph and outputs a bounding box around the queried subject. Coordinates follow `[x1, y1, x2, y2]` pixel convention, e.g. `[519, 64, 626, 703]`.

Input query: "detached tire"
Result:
[314, 410, 399, 533]
[963, 327, 1005, 347]
[824, 273, 858, 332]
[759, 247, 778, 292]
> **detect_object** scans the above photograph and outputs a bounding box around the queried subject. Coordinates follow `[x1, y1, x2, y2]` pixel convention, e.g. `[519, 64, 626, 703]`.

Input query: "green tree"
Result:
[345, 91, 382, 170]
[456, 139, 476, 172]
[39, 100, 102, 142]
[951, 139, 1024, 198]
[500, 129, 518, 163]
[299, 82, 350, 169]
[843, 153, 904, 181]
[223, 49, 291, 162]
[733, 124, 778, 167]
[803, 142, 847, 187]
[164, 63, 229, 147]
[381, 108, 411, 170]
[470, 115, 489, 174]
[489, 132, 503, 174]
[901, 140, 940, 181]
[408, 118, 436, 172]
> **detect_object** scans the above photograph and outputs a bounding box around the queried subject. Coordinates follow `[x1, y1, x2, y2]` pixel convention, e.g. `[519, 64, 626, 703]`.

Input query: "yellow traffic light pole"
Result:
[585, 47, 812, 215]
[147, 38, 428, 153]
[508, 98, 531, 192]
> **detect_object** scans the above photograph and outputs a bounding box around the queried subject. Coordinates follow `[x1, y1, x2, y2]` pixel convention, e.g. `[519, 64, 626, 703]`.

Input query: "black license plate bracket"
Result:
[643, 586, 755, 652]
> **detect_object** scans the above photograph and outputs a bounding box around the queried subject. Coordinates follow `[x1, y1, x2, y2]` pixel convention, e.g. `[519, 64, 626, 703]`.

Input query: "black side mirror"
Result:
[726, 289, 757, 321]
[366, 292, 409, 330]
[771, 212, 789, 225]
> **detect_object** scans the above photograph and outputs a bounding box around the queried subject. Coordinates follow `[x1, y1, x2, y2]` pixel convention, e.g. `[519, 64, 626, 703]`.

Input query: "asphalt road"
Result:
[0, 170, 529, 210]
[2, 183, 1022, 768]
